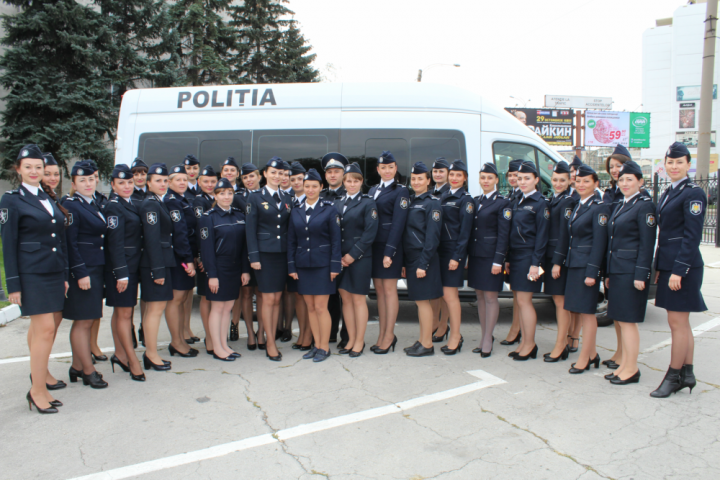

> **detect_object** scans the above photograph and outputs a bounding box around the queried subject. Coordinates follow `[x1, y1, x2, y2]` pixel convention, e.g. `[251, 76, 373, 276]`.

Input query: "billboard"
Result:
[544, 95, 612, 109]
[505, 108, 574, 146]
[675, 131, 716, 148]
[584, 111, 650, 148]
[676, 85, 717, 102]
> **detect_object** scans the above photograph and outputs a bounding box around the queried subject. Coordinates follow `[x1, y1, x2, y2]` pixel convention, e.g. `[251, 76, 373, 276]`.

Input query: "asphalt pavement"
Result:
[2, 247, 720, 479]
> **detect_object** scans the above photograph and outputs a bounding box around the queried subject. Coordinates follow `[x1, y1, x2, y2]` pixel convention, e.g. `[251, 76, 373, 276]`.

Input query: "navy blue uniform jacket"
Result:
[546, 190, 577, 266]
[509, 191, 549, 266]
[403, 192, 442, 270]
[655, 178, 706, 276]
[198, 207, 251, 279]
[165, 190, 195, 264]
[566, 197, 610, 279]
[335, 194, 378, 260]
[246, 186, 293, 263]
[367, 181, 410, 259]
[287, 200, 342, 274]
[140, 194, 176, 279]
[0, 186, 68, 292]
[62, 194, 107, 280]
[470, 191, 511, 265]
[439, 188, 474, 262]
[606, 195, 657, 281]
[102, 193, 142, 280]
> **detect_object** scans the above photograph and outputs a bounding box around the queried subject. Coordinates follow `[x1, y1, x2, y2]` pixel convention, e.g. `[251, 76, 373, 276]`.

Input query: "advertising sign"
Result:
[505, 108, 574, 146]
[676, 85, 717, 102]
[675, 131, 717, 148]
[584, 111, 651, 148]
[544, 95, 613, 109]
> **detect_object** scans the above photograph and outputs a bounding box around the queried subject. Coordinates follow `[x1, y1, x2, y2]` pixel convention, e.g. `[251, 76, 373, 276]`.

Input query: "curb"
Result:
[0, 304, 21, 326]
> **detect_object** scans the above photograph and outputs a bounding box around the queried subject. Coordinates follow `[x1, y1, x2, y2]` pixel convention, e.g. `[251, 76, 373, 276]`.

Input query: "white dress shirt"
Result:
[22, 183, 54, 216]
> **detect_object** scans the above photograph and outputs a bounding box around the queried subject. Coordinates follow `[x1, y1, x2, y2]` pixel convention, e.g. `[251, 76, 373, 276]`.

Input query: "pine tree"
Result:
[0, 0, 120, 179]
[169, 0, 236, 86]
[278, 20, 319, 83]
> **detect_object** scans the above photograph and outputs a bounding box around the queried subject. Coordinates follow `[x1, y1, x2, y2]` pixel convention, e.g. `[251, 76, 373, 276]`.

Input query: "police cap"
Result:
[111, 164, 132, 180]
[321, 152, 349, 171]
[304, 168, 323, 182]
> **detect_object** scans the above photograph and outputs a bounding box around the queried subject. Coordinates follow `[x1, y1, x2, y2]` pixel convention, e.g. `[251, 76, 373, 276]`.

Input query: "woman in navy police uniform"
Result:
[288, 162, 311, 351]
[563, 165, 609, 374]
[335, 162, 378, 357]
[103, 164, 145, 381]
[193, 166, 217, 354]
[468, 163, 511, 357]
[501, 158, 524, 346]
[651, 142, 707, 398]
[506, 161, 549, 361]
[62, 160, 108, 388]
[164, 164, 198, 358]
[604, 160, 656, 386]
[139, 163, 176, 371]
[288, 169, 342, 363]
[246, 156, 293, 361]
[1, 145, 69, 413]
[369, 151, 410, 354]
[199, 178, 251, 361]
[542, 161, 577, 362]
[402, 162, 443, 357]
[437, 160, 474, 355]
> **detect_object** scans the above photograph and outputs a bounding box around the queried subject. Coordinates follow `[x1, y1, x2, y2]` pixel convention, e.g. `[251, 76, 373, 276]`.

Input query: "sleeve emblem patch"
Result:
[200, 227, 208, 239]
[503, 208, 512, 220]
[598, 213, 608, 226]
[170, 210, 181, 222]
[146, 212, 157, 225]
[371, 209, 378, 220]
[107, 216, 118, 229]
[432, 210, 441, 222]
[465, 203, 473, 214]
[400, 197, 409, 209]
[194, 206, 203, 218]
[544, 208, 550, 219]
[690, 201, 703, 215]
[0, 209, 7, 224]
[646, 213, 656, 227]
[564, 208, 572, 220]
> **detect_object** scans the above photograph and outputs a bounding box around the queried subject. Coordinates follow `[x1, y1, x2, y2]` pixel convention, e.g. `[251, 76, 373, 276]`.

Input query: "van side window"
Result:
[492, 142, 536, 195]
[536, 150, 556, 196]
[138, 131, 252, 172]
[201, 140, 243, 165]
[255, 131, 337, 173]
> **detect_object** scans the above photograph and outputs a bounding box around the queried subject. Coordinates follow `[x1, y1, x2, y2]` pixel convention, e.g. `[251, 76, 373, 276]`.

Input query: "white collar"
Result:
[22, 182, 41, 195]
[305, 198, 319, 209]
[381, 179, 395, 188]
[265, 185, 278, 197]
[434, 183, 446, 191]
[158, 193, 166, 201]
[579, 195, 593, 205]
[450, 187, 460, 195]
[79, 193, 94, 204]
[347, 192, 360, 201]
[483, 188, 496, 199]
[135, 186, 146, 192]
[295, 193, 306, 202]
[282, 188, 293, 194]
[218, 205, 231, 212]
[624, 191, 640, 203]
[671, 178, 686, 188]
[188, 182, 197, 189]
[522, 189, 537, 199]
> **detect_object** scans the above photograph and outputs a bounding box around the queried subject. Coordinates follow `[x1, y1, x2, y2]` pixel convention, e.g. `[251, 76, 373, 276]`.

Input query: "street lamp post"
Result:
[417, 63, 461, 82]
[510, 96, 530, 107]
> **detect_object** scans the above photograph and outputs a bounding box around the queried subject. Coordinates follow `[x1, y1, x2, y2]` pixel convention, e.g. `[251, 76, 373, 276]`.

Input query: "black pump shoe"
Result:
[280, 329, 293, 343]
[132, 325, 138, 349]
[349, 344, 365, 358]
[69, 366, 83, 383]
[111, 355, 131, 373]
[604, 373, 618, 380]
[30, 374, 67, 390]
[650, 367, 683, 398]
[169, 344, 198, 358]
[49, 399, 63, 407]
[473, 337, 494, 356]
[82, 371, 108, 389]
[143, 354, 171, 371]
[569, 354, 600, 373]
[374, 336, 397, 354]
[610, 370, 641, 385]
[258, 342, 267, 351]
[442, 337, 464, 355]
[544, 346, 569, 363]
[266, 351, 282, 362]
[679, 364, 696, 393]
[567, 336, 579, 353]
[513, 345, 538, 361]
[27, 391, 58, 414]
[432, 328, 449, 343]
[213, 353, 236, 362]
[299, 344, 313, 351]
[406, 344, 434, 357]
[204, 339, 214, 356]
[500, 332, 521, 346]
[92, 353, 108, 362]
[229, 322, 239, 341]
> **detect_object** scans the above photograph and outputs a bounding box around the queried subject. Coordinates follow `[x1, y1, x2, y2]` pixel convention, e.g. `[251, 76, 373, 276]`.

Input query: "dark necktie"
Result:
[273, 192, 281, 204]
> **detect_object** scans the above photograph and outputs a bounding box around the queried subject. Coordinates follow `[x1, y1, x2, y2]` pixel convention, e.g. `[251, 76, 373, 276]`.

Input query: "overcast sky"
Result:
[290, 0, 692, 112]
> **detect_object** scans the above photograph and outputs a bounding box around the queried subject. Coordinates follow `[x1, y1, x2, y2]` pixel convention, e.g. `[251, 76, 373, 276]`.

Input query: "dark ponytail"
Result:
[41, 182, 70, 227]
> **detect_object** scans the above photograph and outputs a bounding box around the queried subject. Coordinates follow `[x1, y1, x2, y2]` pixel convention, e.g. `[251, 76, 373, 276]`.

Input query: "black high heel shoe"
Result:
[258, 341, 267, 351]
[610, 370, 641, 385]
[432, 328, 449, 343]
[266, 351, 282, 362]
[442, 337, 464, 355]
[92, 353, 108, 362]
[472, 337, 494, 356]
[213, 353, 236, 362]
[138, 325, 145, 347]
[129, 367, 146, 381]
[349, 343, 365, 358]
[143, 353, 171, 371]
[370, 344, 379, 352]
[69, 366, 84, 383]
[568, 336, 579, 353]
[679, 364, 696, 393]
[49, 399, 63, 407]
[374, 335, 397, 354]
[513, 345, 538, 361]
[650, 367, 683, 398]
[543, 346, 569, 363]
[229, 322, 239, 341]
[27, 391, 58, 414]
[299, 344, 313, 351]
[248, 330, 258, 351]
[30, 374, 67, 390]
[500, 332, 521, 346]
[111, 355, 131, 373]
[204, 339, 214, 356]
[169, 344, 198, 358]
[82, 371, 108, 389]
[569, 354, 600, 373]
[132, 325, 138, 349]
[604, 373, 618, 381]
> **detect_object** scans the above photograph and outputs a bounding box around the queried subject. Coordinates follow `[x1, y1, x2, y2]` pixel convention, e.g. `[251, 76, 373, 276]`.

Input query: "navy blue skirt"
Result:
[104, 271, 139, 308]
[468, 256, 504, 292]
[372, 242, 403, 279]
[297, 266, 337, 295]
[19, 271, 65, 316]
[338, 256, 373, 295]
[542, 258, 567, 296]
[508, 254, 543, 293]
[140, 267, 173, 302]
[655, 268, 707, 313]
[438, 252, 465, 288]
[607, 274, 649, 323]
[64, 265, 105, 321]
[207, 260, 243, 302]
[563, 268, 600, 314]
[406, 254, 443, 301]
[255, 252, 287, 293]
[170, 264, 195, 291]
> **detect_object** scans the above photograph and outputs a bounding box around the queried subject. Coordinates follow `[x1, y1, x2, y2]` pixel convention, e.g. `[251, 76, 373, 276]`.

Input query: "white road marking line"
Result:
[640, 316, 720, 356]
[66, 370, 506, 480]
[0, 330, 299, 365]
[706, 261, 720, 268]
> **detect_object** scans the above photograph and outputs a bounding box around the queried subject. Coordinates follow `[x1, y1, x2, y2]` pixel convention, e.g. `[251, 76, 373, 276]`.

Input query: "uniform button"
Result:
[52, 219, 56, 223]
[277, 225, 280, 228]
[278, 215, 281, 218]
[342, 239, 345, 242]
[52, 248, 56, 252]
[101, 235, 104, 238]
[277, 236, 281, 239]
[100, 246, 104, 250]
[51, 233, 56, 237]
[306, 237, 309, 240]
[307, 248, 310, 251]
[305, 227, 308, 231]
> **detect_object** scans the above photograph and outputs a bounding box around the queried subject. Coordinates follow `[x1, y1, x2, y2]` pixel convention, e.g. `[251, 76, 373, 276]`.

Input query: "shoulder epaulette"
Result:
[5, 189, 18, 195]
[399, 184, 408, 188]
[497, 194, 506, 199]
[167, 194, 175, 200]
[462, 192, 471, 196]
[596, 200, 605, 204]
[65, 196, 76, 202]
[231, 207, 241, 212]
[473, 195, 481, 200]
[687, 183, 700, 188]
[640, 196, 652, 201]
[361, 194, 370, 198]
[321, 200, 334, 206]
[204, 208, 215, 215]
[110, 198, 118, 203]
[431, 195, 440, 201]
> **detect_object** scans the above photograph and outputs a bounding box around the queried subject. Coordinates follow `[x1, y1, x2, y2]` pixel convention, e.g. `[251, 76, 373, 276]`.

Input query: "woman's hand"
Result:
[654, 271, 659, 284]
[491, 264, 502, 275]
[197, 259, 204, 272]
[417, 268, 426, 279]
[184, 262, 196, 277]
[669, 274, 682, 291]
[605, 278, 610, 290]
[154, 278, 165, 285]
[383, 256, 392, 268]
[289, 273, 299, 280]
[341, 254, 355, 268]
[9, 292, 21, 306]
[634, 280, 646, 291]
[552, 265, 561, 279]
[117, 279, 128, 293]
[448, 260, 459, 271]
[585, 277, 596, 287]
[209, 278, 219, 294]
[65, 282, 69, 296]
[401, 267, 406, 278]
[330, 272, 339, 281]
[78, 276, 91, 290]
[527, 266, 539, 282]
[251, 262, 262, 270]
[505, 262, 510, 275]
[241, 273, 250, 286]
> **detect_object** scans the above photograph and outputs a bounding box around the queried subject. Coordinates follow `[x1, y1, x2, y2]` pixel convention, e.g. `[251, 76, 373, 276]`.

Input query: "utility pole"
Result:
[697, 0, 718, 178]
